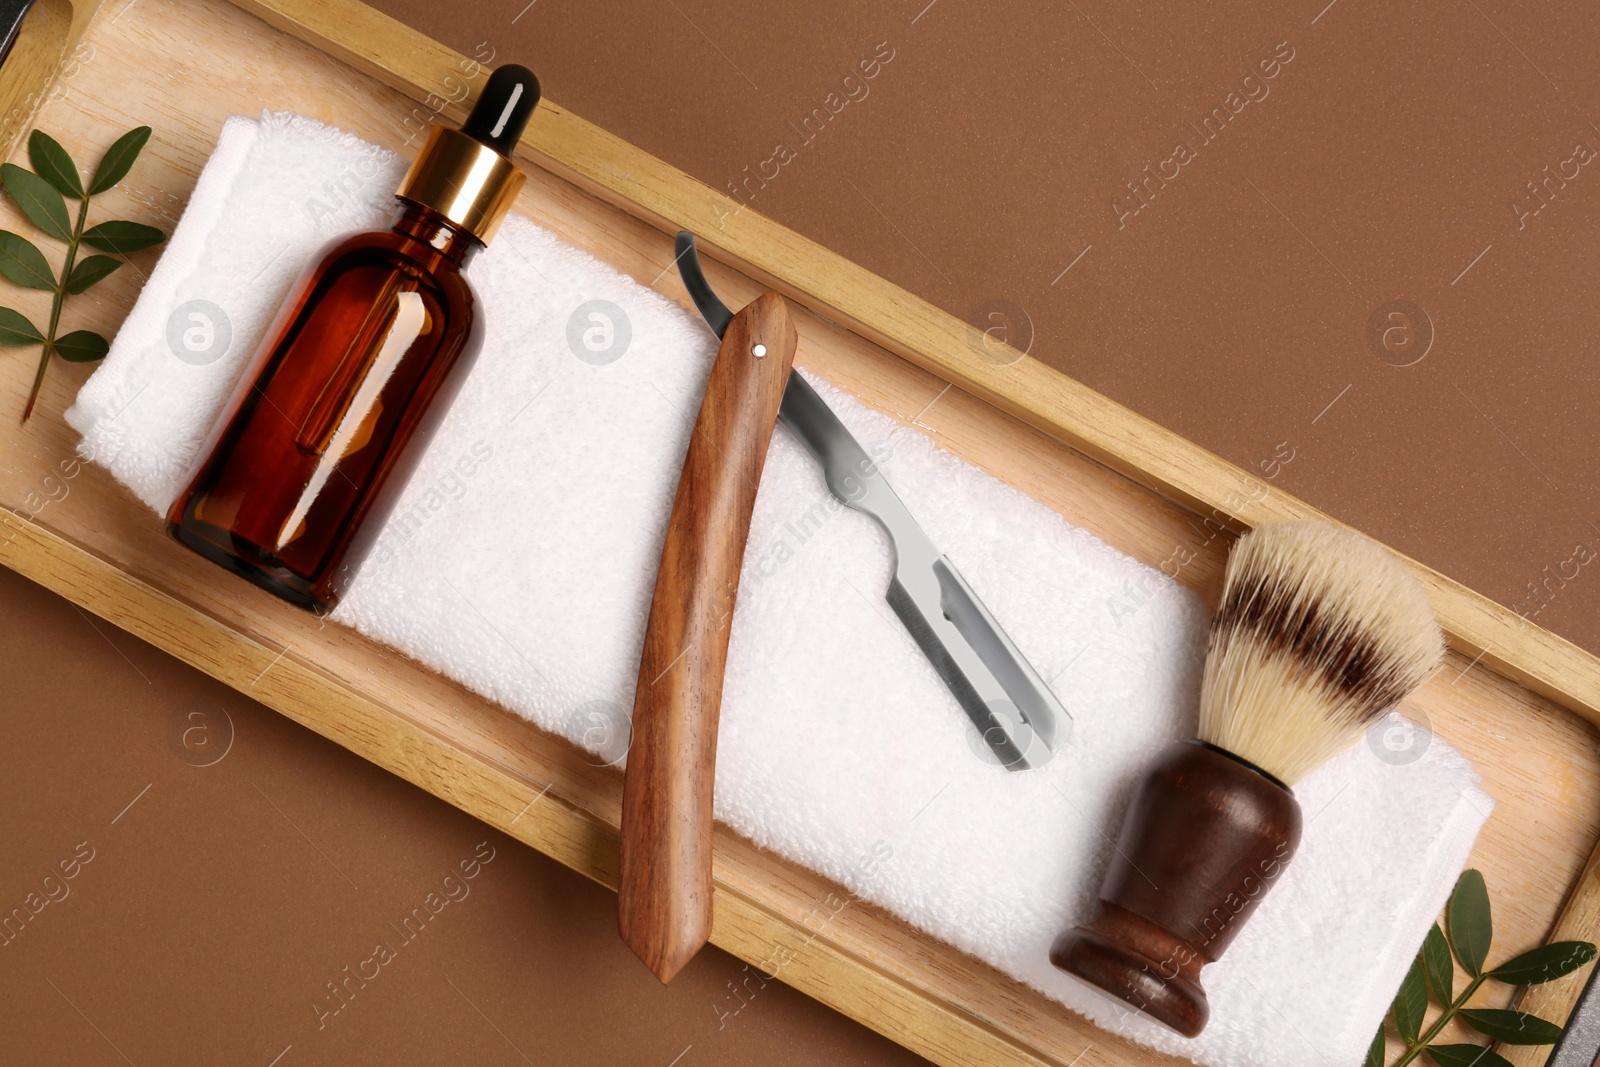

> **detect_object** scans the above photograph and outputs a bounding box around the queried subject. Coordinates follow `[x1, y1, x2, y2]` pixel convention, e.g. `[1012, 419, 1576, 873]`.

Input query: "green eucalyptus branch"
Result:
[0, 126, 165, 422]
[1369, 869, 1596, 1067]
[1387, 973, 1491, 1067]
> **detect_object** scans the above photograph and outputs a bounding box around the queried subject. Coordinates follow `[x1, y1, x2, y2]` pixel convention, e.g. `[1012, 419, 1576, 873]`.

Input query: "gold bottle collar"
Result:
[395, 126, 525, 244]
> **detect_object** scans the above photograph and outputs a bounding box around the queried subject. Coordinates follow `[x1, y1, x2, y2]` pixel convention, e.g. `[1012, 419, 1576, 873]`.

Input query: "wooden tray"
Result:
[1, 0, 1597, 1063]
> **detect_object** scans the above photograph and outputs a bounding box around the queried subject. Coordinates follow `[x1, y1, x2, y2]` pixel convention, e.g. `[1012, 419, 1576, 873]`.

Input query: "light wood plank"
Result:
[0, 0, 1593, 1065]
[225, 0, 1600, 730]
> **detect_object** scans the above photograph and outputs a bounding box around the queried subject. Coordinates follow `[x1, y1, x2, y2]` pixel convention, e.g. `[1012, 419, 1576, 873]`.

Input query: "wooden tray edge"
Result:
[1, 0, 1596, 1058]
[0, 515, 1074, 1067]
[0, 0, 94, 161]
[222, 0, 1600, 730]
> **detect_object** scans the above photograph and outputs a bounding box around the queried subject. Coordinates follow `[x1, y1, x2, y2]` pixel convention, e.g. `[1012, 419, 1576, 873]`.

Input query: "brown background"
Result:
[368, 0, 1600, 655]
[7, 0, 1600, 1063]
[0, 563, 926, 1065]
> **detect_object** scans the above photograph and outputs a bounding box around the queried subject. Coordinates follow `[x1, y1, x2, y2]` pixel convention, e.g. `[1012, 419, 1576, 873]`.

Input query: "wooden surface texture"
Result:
[620, 291, 798, 983]
[0, 0, 1595, 1062]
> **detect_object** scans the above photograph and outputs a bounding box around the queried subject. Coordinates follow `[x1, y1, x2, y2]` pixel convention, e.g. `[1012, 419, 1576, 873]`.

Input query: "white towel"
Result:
[67, 112, 1493, 1067]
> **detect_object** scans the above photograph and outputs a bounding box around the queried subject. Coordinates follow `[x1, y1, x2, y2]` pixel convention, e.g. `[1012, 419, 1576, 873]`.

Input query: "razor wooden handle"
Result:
[619, 291, 797, 982]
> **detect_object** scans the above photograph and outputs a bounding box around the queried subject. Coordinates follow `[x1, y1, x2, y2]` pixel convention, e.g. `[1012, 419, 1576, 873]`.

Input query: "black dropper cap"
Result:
[461, 64, 541, 156]
[396, 63, 539, 243]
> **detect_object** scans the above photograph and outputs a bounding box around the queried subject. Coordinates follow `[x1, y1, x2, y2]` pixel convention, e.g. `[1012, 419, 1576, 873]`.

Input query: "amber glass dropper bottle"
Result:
[168, 65, 539, 614]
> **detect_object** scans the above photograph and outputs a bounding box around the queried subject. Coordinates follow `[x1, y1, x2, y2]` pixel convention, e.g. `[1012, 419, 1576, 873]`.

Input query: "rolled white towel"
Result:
[66, 111, 1492, 1067]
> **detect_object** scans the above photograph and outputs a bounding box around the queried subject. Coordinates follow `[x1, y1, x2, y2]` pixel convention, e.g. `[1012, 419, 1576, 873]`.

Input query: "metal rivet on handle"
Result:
[752, 343, 767, 358]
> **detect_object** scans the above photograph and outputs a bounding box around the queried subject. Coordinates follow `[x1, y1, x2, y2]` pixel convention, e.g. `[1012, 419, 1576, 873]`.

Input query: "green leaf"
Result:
[88, 126, 151, 195]
[1421, 924, 1454, 1003]
[1490, 940, 1598, 986]
[28, 130, 82, 199]
[81, 220, 164, 255]
[1393, 958, 1428, 1043]
[1457, 1008, 1563, 1046]
[52, 330, 108, 363]
[1, 164, 71, 242]
[0, 230, 55, 290]
[1448, 869, 1493, 977]
[1364, 1026, 1385, 1067]
[65, 255, 122, 295]
[0, 306, 42, 346]
[1423, 1045, 1514, 1067]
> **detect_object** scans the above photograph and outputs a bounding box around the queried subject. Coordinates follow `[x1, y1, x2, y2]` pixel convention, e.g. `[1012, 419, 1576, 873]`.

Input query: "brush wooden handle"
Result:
[1051, 740, 1302, 1037]
[618, 292, 797, 983]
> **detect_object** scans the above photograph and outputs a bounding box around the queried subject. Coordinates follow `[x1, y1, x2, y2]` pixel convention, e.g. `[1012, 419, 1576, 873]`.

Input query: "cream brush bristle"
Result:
[1198, 520, 1444, 784]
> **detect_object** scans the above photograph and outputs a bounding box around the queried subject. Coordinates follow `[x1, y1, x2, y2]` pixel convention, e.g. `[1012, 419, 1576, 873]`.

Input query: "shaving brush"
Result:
[1051, 521, 1443, 1037]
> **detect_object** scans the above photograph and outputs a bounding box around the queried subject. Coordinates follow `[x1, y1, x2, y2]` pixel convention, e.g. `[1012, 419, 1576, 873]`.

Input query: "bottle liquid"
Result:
[168, 65, 539, 614]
